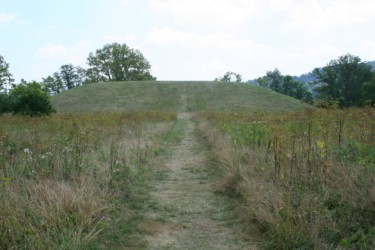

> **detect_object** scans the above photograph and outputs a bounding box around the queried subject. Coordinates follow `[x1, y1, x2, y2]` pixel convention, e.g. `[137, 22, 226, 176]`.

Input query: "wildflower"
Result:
[63, 147, 72, 153]
[24, 148, 32, 154]
[316, 140, 327, 158]
[316, 140, 325, 149]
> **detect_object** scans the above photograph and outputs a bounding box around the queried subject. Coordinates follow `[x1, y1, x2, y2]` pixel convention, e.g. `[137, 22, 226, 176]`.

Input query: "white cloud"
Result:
[119, 0, 131, 7]
[0, 13, 27, 24]
[102, 34, 137, 43]
[146, 26, 270, 52]
[279, 0, 375, 34]
[0, 13, 17, 23]
[7, 0, 374, 83]
[266, 0, 294, 11]
[148, 0, 262, 29]
[192, 60, 227, 72]
[147, 0, 375, 37]
[360, 39, 375, 49]
[36, 44, 70, 60]
[145, 26, 345, 79]
[35, 42, 93, 66]
[28, 42, 94, 80]
[359, 39, 375, 59]
[146, 27, 210, 47]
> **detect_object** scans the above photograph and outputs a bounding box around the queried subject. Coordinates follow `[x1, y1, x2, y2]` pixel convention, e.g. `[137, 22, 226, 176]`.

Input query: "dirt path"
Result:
[142, 112, 257, 249]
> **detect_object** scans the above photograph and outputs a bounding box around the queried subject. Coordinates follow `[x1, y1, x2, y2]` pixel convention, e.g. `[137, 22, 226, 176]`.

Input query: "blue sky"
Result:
[1, 0, 375, 83]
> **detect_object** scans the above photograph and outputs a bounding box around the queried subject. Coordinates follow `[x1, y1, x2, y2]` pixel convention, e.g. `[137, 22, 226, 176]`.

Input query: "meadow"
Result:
[196, 106, 375, 248]
[2, 81, 374, 249]
[0, 112, 176, 249]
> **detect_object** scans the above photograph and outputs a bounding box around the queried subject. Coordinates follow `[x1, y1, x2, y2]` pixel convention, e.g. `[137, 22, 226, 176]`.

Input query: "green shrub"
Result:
[9, 81, 55, 116]
[0, 93, 11, 114]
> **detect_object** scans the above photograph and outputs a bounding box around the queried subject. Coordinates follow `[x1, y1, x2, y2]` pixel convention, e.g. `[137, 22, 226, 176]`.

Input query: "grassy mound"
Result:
[52, 81, 309, 113]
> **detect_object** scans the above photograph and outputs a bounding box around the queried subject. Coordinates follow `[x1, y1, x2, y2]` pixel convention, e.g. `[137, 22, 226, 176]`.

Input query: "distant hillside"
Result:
[368, 60, 375, 69]
[292, 72, 316, 83]
[52, 81, 309, 113]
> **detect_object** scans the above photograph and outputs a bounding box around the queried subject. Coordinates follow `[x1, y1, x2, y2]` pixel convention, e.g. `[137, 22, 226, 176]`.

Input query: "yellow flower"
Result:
[316, 140, 326, 158]
[316, 140, 325, 149]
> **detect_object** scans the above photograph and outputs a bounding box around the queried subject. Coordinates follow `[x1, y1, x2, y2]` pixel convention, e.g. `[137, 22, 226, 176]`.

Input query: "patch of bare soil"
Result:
[144, 112, 257, 249]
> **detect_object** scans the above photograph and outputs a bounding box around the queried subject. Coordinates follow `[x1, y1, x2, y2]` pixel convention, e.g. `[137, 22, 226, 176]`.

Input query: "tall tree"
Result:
[0, 55, 14, 91]
[42, 65, 87, 94]
[266, 68, 283, 92]
[87, 43, 156, 82]
[362, 71, 375, 106]
[59, 64, 86, 89]
[255, 70, 313, 103]
[313, 54, 372, 107]
[255, 76, 269, 88]
[281, 75, 297, 96]
[215, 71, 242, 82]
[42, 73, 64, 95]
[282, 75, 312, 102]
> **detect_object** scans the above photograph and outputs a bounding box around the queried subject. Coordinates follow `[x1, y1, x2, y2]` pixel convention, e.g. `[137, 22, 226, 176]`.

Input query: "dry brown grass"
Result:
[196, 108, 375, 249]
[0, 178, 109, 249]
[0, 112, 177, 249]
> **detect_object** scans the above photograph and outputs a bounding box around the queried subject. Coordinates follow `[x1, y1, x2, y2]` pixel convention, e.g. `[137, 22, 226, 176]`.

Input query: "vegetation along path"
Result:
[142, 112, 257, 249]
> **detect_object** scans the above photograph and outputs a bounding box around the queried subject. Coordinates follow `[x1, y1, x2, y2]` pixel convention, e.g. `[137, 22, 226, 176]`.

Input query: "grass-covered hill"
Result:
[52, 81, 309, 113]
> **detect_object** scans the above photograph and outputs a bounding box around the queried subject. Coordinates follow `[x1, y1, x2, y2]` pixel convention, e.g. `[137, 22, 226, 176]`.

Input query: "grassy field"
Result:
[0, 112, 176, 248]
[52, 81, 309, 113]
[196, 107, 375, 249]
[5, 81, 373, 249]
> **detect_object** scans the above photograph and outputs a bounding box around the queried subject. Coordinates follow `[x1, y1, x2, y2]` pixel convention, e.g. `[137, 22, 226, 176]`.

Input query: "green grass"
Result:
[52, 81, 309, 113]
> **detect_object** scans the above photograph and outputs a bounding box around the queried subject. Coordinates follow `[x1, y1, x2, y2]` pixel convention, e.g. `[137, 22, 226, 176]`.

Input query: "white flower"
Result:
[24, 148, 32, 154]
[63, 147, 72, 153]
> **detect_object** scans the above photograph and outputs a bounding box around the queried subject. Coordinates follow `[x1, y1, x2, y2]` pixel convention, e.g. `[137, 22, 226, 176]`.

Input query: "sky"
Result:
[1, 0, 375, 83]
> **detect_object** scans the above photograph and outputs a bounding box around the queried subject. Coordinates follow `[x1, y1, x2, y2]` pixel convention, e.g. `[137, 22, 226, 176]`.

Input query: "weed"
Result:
[197, 107, 375, 249]
[0, 112, 176, 248]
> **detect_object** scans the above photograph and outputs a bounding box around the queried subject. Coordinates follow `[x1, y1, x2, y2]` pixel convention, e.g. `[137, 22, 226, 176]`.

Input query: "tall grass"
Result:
[196, 107, 375, 249]
[0, 112, 176, 249]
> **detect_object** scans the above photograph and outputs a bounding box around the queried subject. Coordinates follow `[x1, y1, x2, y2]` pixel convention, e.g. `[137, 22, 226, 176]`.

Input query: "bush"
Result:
[0, 93, 11, 114]
[9, 81, 55, 116]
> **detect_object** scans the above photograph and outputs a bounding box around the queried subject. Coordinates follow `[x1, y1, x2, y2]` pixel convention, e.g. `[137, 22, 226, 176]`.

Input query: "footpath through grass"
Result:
[139, 113, 257, 249]
[2, 81, 320, 248]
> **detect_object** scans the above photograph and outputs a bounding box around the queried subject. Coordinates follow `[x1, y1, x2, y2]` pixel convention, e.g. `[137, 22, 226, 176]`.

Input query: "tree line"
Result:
[313, 54, 374, 107]
[43, 43, 156, 95]
[0, 43, 156, 116]
[215, 54, 375, 107]
[254, 68, 313, 103]
[1, 49, 375, 116]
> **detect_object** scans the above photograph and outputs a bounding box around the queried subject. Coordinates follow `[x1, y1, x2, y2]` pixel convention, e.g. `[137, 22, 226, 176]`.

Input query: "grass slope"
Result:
[52, 81, 309, 113]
